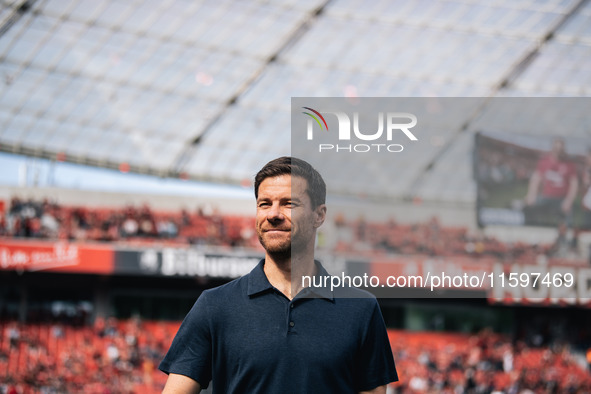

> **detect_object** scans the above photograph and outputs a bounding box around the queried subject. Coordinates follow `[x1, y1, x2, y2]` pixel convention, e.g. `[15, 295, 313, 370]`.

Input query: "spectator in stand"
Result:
[120, 207, 139, 238]
[138, 204, 157, 237]
[6, 322, 20, 348]
[0, 215, 5, 236]
[181, 208, 192, 226]
[157, 216, 179, 238]
[525, 137, 578, 228]
[70, 207, 90, 240]
[40, 202, 60, 238]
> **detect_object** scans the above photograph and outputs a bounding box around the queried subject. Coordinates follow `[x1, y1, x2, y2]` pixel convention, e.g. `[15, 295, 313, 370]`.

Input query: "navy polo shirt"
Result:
[159, 259, 397, 393]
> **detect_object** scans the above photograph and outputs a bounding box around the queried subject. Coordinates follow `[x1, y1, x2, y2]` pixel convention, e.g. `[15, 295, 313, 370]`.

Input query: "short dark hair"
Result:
[254, 157, 326, 208]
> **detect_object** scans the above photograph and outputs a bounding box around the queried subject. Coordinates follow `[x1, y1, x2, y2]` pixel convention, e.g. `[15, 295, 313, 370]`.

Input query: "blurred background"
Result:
[1, 0, 591, 392]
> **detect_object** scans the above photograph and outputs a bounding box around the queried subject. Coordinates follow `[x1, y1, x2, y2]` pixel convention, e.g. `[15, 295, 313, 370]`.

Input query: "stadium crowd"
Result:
[1, 319, 590, 393]
[0, 197, 258, 248]
[0, 197, 584, 264]
[330, 215, 566, 263]
[390, 329, 591, 393]
[0, 318, 171, 393]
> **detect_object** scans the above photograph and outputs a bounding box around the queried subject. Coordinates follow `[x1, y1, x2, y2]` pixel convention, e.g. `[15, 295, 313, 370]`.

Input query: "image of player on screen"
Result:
[580, 147, 591, 228]
[524, 137, 578, 228]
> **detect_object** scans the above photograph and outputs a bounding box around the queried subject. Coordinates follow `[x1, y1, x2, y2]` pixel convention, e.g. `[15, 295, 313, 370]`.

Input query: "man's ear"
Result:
[313, 204, 327, 228]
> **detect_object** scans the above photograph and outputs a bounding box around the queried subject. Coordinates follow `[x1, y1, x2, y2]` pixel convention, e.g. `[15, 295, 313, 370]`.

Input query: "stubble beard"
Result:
[258, 229, 291, 261]
[258, 229, 311, 263]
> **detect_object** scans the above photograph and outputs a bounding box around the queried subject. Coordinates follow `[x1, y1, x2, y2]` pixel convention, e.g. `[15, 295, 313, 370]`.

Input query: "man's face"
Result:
[255, 175, 325, 256]
[552, 139, 565, 157]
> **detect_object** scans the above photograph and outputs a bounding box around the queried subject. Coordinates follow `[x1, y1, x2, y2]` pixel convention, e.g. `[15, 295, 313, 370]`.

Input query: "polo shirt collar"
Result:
[247, 260, 273, 296]
[306, 261, 334, 302]
[247, 259, 334, 301]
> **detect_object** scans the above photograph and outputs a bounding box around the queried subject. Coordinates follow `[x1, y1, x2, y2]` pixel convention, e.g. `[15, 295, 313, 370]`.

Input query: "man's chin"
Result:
[265, 248, 291, 262]
[259, 238, 290, 255]
[264, 244, 290, 254]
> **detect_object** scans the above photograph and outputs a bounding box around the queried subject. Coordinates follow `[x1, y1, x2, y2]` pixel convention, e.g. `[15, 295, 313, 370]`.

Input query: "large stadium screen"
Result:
[475, 131, 591, 229]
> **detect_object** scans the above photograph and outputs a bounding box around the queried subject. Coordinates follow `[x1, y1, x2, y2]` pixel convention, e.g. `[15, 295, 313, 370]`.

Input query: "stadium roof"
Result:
[1, 0, 590, 203]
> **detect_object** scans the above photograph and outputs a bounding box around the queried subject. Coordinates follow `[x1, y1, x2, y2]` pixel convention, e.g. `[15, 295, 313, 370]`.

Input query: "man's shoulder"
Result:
[200, 274, 248, 301]
[332, 285, 377, 300]
[200, 259, 264, 300]
[312, 261, 379, 307]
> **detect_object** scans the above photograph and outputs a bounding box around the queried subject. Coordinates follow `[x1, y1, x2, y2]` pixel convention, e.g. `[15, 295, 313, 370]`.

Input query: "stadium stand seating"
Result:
[2, 197, 587, 264]
[1, 320, 589, 393]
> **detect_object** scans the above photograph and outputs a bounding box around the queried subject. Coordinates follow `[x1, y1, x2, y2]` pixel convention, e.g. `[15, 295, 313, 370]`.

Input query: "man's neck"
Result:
[264, 251, 316, 300]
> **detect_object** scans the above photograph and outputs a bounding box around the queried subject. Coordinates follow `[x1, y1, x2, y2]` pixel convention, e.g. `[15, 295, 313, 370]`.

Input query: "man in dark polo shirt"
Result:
[160, 157, 397, 393]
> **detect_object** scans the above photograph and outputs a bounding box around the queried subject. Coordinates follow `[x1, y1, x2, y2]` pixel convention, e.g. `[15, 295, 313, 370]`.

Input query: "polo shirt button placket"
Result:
[288, 302, 295, 332]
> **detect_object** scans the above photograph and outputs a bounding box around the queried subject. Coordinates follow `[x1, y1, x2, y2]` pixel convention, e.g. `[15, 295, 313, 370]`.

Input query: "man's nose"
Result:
[267, 204, 284, 221]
